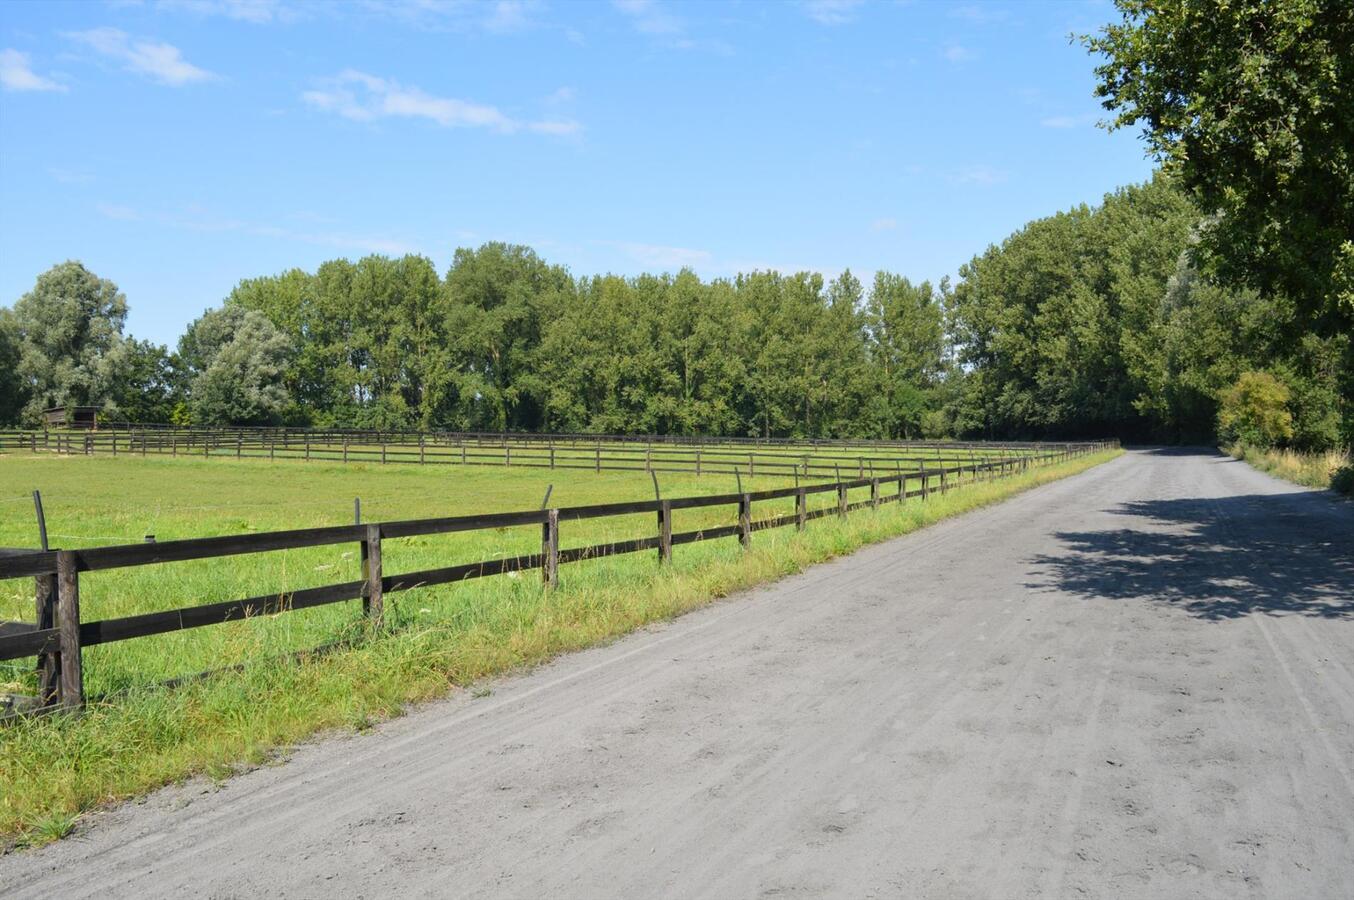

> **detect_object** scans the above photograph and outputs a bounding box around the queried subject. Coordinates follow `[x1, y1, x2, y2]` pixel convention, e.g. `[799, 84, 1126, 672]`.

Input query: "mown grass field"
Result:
[0, 446, 1120, 846]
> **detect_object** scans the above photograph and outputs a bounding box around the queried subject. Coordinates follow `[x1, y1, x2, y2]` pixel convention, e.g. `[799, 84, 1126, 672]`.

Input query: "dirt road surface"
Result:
[4, 449, 1351, 898]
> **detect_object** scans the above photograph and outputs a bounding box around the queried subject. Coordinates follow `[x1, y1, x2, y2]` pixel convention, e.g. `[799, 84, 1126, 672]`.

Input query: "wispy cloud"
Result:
[482, 0, 536, 33]
[949, 165, 1007, 186]
[49, 167, 94, 184]
[942, 42, 976, 63]
[96, 203, 142, 221]
[612, 241, 712, 270]
[546, 85, 576, 104]
[302, 70, 581, 136]
[612, 0, 682, 35]
[0, 48, 66, 92]
[949, 5, 1010, 25]
[801, 0, 864, 25]
[96, 202, 417, 255]
[155, 0, 295, 24]
[65, 28, 215, 85]
[870, 217, 898, 232]
[351, 0, 544, 33]
[1040, 113, 1097, 129]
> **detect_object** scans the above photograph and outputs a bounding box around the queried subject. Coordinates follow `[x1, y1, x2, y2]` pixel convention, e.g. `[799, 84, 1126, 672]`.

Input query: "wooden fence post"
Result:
[363, 525, 383, 627]
[419, 434, 425, 464]
[837, 482, 848, 517]
[922, 471, 929, 501]
[870, 478, 880, 509]
[542, 509, 559, 586]
[35, 571, 59, 705]
[56, 550, 83, 709]
[657, 500, 672, 564]
[795, 487, 807, 530]
[738, 494, 752, 548]
[695, 450, 702, 476]
[595, 446, 601, 473]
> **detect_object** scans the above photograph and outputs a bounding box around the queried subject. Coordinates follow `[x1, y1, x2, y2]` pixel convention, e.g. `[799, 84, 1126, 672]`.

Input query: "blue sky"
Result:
[0, 0, 1153, 346]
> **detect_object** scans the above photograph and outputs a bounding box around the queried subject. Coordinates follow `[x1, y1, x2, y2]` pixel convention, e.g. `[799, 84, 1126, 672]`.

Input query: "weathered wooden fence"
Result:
[0, 427, 1105, 481]
[0, 441, 1111, 713]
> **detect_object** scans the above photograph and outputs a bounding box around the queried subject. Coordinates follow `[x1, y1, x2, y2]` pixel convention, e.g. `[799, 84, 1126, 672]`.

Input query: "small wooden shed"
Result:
[43, 406, 100, 429]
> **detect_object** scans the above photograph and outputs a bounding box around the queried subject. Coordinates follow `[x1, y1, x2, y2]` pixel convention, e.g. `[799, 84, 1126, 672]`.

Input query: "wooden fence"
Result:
[0, 427, 1103, 481]
[0, 441, 1111, 713]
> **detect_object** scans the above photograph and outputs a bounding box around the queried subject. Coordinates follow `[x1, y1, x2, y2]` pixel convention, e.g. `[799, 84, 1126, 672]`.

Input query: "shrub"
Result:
[1217, 371, 1293, 448]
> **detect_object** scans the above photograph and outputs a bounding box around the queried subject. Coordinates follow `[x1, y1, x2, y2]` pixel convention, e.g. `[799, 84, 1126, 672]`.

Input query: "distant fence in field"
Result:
[0, 427, 1102, 481]
[0, 439, 1114, 715]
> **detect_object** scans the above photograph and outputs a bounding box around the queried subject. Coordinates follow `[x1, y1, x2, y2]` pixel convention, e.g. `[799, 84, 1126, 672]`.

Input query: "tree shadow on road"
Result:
[1028, 486, 1354, 621]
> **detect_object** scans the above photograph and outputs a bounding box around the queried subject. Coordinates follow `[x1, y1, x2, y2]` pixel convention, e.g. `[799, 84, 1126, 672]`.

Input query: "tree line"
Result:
[1, 0, 1349, 451]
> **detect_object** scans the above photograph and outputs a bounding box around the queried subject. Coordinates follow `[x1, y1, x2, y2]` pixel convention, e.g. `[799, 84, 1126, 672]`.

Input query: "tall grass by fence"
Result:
[0, 440, 1112, 714]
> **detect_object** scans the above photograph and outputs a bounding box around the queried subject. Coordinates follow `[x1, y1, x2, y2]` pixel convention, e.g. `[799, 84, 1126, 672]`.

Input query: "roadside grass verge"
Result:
[0, 448, 1120, 847]
[1226, 444, 1353, 495]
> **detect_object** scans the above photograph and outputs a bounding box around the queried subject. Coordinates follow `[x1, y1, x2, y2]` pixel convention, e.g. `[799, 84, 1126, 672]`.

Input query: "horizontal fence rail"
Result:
[0, 426, 1108, 480]
[0, 438, 1115, 714]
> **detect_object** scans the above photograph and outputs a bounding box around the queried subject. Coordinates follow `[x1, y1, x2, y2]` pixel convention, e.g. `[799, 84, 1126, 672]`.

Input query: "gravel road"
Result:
[4, 449, 1351, 899]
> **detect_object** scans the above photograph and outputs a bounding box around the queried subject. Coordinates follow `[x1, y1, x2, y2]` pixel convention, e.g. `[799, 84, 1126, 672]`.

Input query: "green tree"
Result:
[1217, 371, 1294, 447]
[0, 309, 24, 426]
[10, 261, 128, 424]
[178, 305, 292, 425]
[1086, 0, 1354, 335]
[100, 338, 175, 423]
[864, 273, 945, 438]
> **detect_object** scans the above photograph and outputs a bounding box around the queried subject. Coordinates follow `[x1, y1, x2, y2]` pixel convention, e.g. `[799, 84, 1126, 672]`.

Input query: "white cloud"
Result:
[942, 43, 976, 63]
[48, 167, 94, 184]
[949, 5, 1010, 25]
[349, 0, 542, 33]
[96, 203, 143, 221]
[96, 202, 417, 254]
[950, 165, 1007, 186]
[0, 48, 66, 92]
[66, 28, 214, 85]
[1040, 113, 1097, 129]
[303, 70, 580, 136]
[156, 0, 293, 23]
[612, 0, 682, 35]
[546, 86, 576, 104]
[802, 0, 864, 25]
[528, 119, 583, 136]
[870, 217, 898, 231]
[613, 241, 712, 269]
[483, 0, 533, 32]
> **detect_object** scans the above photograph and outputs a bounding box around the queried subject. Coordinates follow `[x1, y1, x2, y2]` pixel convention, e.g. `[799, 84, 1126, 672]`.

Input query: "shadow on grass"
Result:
[1029, 453, 1354, 620]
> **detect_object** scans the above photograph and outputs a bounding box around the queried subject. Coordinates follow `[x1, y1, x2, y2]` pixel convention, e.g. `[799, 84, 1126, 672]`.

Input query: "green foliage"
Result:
[948, 176, 1197, 439]
[9, 261, 130, 424]
[1217, 371, 1294, 448]
[1086, 0, 1354, 337]
[101, 338, 176, 424]
[0, 308, 23, 426]
[177, 305, 292, 426]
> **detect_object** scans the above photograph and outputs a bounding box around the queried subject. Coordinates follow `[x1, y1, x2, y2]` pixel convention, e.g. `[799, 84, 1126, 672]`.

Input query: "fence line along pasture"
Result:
[0, 427, 1104, 481]
[0, 439, 1113, 714]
